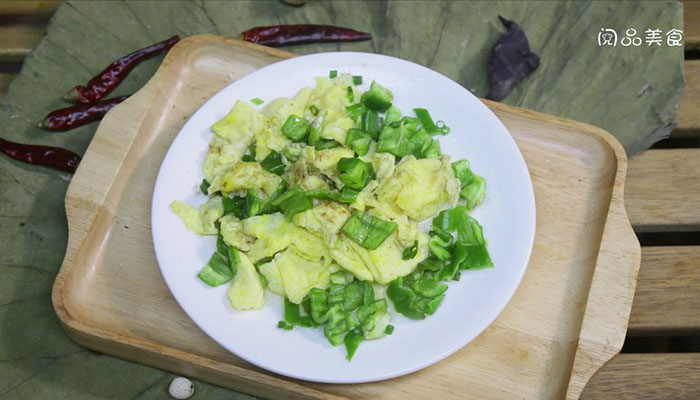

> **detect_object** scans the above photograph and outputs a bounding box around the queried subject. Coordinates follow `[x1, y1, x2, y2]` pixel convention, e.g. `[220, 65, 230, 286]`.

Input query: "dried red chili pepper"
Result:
[0, 137, 80, 173]
[64, 35, 180, 104]
[39, 95, 129, 131]
[242, 24, 371, 47]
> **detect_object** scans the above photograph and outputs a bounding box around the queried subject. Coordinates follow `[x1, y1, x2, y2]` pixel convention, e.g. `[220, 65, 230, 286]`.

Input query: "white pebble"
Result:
[168, 377, 194, 399]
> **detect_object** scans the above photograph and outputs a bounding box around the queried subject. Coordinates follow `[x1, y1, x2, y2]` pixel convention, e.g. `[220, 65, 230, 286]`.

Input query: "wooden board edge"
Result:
[563, 129, 642, 398]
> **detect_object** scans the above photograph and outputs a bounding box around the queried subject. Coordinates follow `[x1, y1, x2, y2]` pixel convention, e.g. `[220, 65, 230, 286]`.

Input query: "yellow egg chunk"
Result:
[258, 258, 284, 296]
[312, 147, 355, 180]
[312, 200, 352, 236]
[276, 249, 335, 304]
[290, 228, 330, 263]
[377, 155, 459, 221]
[219, 215, 254, 252]
[220, 162, 282, 197]
[243, 213, 296, 262]
[204, 101, 263, 185]
[370, 152, 396, 183]
[171, 197, 223, 235]
[254, 121, 291, 161]
[227, 252, 265, 310]
[365, 231, 430, 284]
[212, 100, 264, 143]
[329, 236, 374, 282]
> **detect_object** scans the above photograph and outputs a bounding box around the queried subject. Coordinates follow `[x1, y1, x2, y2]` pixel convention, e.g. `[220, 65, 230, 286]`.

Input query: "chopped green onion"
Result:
[387, 277, 424, 320]
[307, 288, 330, 324]
[324, 304, 349, 346]
[376, 119, 431, 158]
[436, 120, 451, 135]
[432, 207, 484, 244]
[361, 81, 393, 112]
[251, 97, 264, 105]
[415, 294, 444, 315]
[271, 185, 303, 207]
[310, 105, 319, 116]
[352, 75, 363, 85]
[385, 325, 395, 335]
[451, 159, 475, 188]
[259, 180, 289, 214]
[307, 125, 321, 146]
[200, 179, 210, 195]
[422, 139, 441, 158]
[274, 186, 312, 221]
[455, 242, 494, 270]
[344, 330, 363, 361]
[260, 150, 286, 176]
[314, 139, 341, 150]
[337, 157, 375, 190]
[332, 187, 360, 203]
[216, 232, 228, 256]
[384, 106, 401, 125]
[281, 114, 310, 141]
[461, 175, 486, 209]
[417, 257, 445, 272]
[347, 86, 354, 102]
[435, 259, 458, 282]
[245, 189, 261, 217]
[305, 188, 332, 200]
[402, 240, 419, 260]
[410, 277, 448, 298]
[428, 234, 452, 261]
[342, 280, 365, 312]
[341, 211, 397, 250]
[277, 321, 294, 330]
[361, 111, 383, 140]
[344, 128, 372, 156]
[242, 144, 256, 162]
[346, 103, 367, 119]
[222, 196, 247, 219]
[283, 298, 315, 328]
[330, 271, 349, 285]
[329, 70, 338, 78]
[413, 108, 445, 135]
[254, 257, 273, 267]
[197, 251, 232, 287]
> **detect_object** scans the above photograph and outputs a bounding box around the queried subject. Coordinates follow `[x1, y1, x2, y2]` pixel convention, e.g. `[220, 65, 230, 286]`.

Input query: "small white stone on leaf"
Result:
[168, 377, 194, 399]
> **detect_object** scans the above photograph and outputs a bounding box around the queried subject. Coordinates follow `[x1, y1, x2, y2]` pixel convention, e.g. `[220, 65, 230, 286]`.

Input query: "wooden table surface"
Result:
[1, 1, 698, 398]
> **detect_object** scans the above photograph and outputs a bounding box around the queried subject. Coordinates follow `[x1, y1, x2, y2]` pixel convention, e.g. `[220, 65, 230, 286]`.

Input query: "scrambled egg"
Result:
[171, 196, 223, 235]
[172, 74, 461, 310]
[377, 155, 461, 221]
[228, 252, 265, 310]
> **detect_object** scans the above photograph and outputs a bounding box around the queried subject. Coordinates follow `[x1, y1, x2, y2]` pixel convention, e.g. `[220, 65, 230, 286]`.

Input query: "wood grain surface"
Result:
[685, 0, 700, 50]
[628, 246, 700, 335]
[51, 35, 640, 400]
[0, 1, 61, 15]
[580, 353, 700, 399]
[674, 60, 700, 137]
[625, 149, 700, 231]
[0, 18, 48, 62]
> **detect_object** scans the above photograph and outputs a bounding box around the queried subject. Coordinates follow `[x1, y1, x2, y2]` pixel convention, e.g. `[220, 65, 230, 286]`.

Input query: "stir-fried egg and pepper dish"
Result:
[171, 72, 493, 360]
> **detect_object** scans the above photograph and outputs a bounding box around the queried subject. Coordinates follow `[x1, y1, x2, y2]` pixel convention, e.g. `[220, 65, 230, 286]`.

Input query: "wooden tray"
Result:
[52, 35, 641, 400]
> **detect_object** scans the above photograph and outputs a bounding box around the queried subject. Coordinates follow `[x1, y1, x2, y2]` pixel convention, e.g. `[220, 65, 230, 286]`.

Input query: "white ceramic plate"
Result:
[151, 52, 535, 384]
